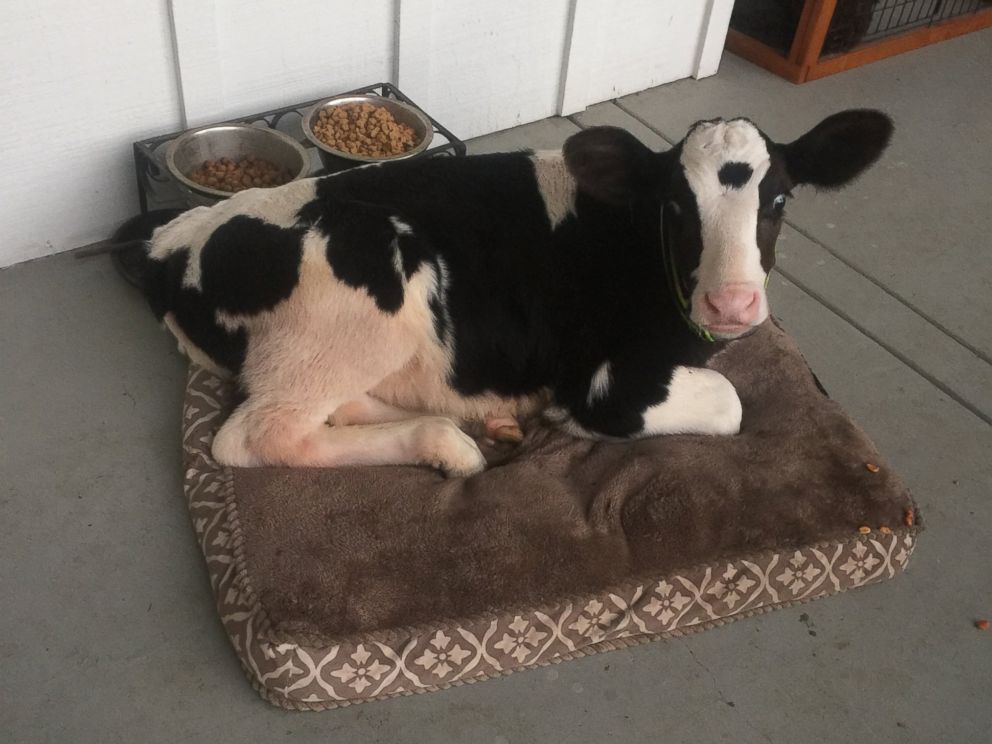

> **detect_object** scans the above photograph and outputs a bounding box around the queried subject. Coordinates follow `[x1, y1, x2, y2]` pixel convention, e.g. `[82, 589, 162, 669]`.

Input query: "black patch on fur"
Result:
[399, 233, 432, 280]
[662, 150, 705, 301]
[199, 216, 304, 315]
[428, 296, 448, 344]
[718, 161, 753, 189]
[755, 212, 782, 273]
[307, 201, 408, 313]
[172, 290, 249, 373]
[754, 145, 792, 272]
[143, 247, 247, 373]
[143, 247, 188, 321]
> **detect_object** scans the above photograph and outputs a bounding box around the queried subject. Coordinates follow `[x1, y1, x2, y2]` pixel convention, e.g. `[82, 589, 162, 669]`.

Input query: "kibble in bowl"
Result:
[166, 124, 309, 204]
[188, 156, 292, 193]
[304, 94, 433, 172]
[312, 103, 417, 158]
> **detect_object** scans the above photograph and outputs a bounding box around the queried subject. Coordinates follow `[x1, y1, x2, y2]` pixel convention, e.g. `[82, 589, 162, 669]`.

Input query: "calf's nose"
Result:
[703, 284, 761, 325]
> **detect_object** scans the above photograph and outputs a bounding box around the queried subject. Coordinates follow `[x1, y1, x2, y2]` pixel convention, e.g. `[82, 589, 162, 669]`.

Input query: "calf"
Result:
[140, 109, 891, 475]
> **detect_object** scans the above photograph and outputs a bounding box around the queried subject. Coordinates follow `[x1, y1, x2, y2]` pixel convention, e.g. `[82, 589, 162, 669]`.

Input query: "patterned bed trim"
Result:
[182, 367, 919, 711]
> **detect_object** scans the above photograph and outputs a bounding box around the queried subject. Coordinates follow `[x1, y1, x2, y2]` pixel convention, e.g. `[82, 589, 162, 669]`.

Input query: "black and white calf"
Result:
[138, 109, 892, 475]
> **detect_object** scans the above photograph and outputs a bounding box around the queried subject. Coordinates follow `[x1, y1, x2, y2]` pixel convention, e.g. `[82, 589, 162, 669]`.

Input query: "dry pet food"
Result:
[312, 102, 418, 157]
[188, 156, 292, 193]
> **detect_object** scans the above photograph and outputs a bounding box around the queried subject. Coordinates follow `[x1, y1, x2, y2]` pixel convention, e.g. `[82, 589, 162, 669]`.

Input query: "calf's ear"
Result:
[783, 109, 893, 189]
[563, 127, 663, 204]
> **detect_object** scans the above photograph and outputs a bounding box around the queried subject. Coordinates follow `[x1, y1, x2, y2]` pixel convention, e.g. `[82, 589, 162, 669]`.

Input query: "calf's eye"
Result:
[773, 194, 786, 209]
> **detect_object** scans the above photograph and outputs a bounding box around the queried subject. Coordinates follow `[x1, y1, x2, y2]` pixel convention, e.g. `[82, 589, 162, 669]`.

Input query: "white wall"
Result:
[173, 0, 395, 126]
[395, 0, 573, 140]
[1, 1, 182, 267]
[0, 0, 732, 268]
[563, 0, 708, 107]
[558, 0, 733, 115]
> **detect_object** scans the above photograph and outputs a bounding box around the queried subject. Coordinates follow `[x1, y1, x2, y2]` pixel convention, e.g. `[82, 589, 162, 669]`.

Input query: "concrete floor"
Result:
[2, 30, 991, 744]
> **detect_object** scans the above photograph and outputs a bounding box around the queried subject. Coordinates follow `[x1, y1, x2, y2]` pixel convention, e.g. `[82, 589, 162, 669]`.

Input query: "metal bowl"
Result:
[303, 94, 434, 173]
[165, 124, 310, 205]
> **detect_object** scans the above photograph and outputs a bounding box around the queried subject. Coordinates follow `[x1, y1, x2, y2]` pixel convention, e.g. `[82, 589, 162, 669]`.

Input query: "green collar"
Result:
[661, 209, 716, 344]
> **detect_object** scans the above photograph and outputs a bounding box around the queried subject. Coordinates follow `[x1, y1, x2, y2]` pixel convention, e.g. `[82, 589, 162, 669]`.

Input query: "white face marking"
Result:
[530, 151, 576, 229]
[149, 178, 318, 290]
[679, 120, 771, 329]
[586, 361, 612, 406]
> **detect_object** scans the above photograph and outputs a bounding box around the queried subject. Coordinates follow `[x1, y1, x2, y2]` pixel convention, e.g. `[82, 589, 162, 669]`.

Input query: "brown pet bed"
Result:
[181, 320, 920, 710]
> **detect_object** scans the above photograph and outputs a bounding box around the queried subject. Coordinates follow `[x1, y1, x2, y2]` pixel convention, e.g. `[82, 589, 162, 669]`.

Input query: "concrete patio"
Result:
[2, 29, 990, 743]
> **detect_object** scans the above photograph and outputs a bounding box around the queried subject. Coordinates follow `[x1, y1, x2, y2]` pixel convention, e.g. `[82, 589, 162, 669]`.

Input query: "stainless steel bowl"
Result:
[165, 124, 310, 205]
[303, 94, 434, 172]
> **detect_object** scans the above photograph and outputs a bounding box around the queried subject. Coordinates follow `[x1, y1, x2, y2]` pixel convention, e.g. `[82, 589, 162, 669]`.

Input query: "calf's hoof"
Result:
[485, 416, 524, 445]
[415, 417, 487, 477]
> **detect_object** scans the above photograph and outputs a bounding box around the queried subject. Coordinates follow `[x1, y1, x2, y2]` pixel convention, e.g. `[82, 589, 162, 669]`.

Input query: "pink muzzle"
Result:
[700, 283, 762, 332]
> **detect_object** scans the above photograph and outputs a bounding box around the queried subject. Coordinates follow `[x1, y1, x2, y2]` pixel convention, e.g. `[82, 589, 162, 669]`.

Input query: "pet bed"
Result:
[181, 320, 920, 710]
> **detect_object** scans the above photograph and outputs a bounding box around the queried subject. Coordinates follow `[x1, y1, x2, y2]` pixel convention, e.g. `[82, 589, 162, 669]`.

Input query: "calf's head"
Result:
[563, 110, 893, 339]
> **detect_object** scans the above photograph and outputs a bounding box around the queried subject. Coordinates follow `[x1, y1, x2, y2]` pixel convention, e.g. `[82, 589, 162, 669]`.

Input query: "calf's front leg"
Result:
[213, 399, 486, 477]
[553, 365, 742, 440]
[330, 395, 524, 445]
[637, 367, 742, 437]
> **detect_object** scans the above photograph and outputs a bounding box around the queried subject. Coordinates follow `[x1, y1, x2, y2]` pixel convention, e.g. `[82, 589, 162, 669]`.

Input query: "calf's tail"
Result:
[106, 209, 187, 290]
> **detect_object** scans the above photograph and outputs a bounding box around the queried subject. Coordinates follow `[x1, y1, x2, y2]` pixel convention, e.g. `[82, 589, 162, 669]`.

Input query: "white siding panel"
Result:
[0, 1, 182, 267]
[694, 0, 735, 79]
[570, 0, 711, 106]
[557, 0, 598, 116]
[199, 0, 395, 122]
[169, 0, 223, 128]
[397, 0, 572, 140]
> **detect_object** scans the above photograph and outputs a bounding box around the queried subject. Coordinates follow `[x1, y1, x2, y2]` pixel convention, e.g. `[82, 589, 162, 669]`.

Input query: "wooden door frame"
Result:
[725, 1, 992, 84]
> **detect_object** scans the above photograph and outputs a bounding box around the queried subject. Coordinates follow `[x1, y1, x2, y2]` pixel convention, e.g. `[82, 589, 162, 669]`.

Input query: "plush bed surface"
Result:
[181, 320, 920, 710]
